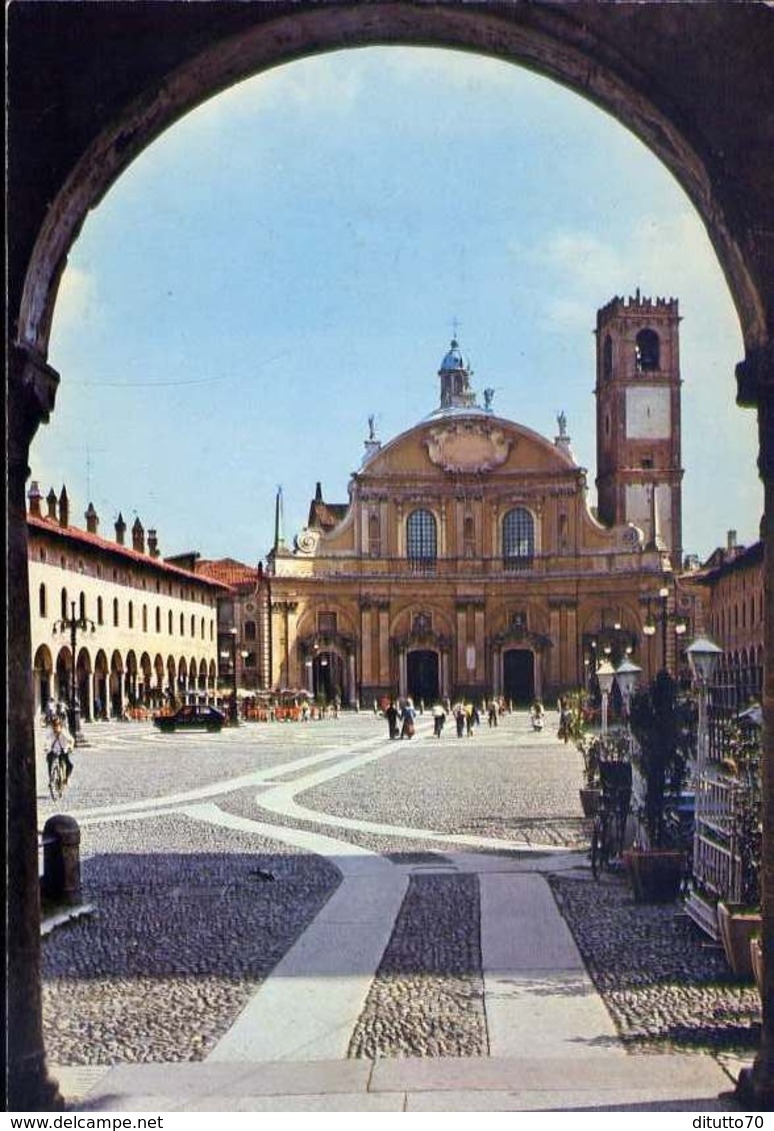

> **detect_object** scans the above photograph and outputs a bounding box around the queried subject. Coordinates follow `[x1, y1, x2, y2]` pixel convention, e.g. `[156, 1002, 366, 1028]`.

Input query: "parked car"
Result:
[153, 704, 226, 733]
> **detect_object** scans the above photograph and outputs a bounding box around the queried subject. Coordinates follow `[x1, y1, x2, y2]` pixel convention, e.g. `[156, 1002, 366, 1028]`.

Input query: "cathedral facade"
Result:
[264, 295, 684, 707]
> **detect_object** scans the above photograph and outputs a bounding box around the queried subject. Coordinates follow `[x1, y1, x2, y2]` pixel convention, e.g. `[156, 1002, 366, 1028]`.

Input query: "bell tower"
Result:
[595, 291, 683, 569]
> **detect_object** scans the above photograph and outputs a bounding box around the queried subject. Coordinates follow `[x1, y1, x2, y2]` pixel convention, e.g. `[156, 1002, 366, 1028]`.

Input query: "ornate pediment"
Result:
[425, 421, 512, 473]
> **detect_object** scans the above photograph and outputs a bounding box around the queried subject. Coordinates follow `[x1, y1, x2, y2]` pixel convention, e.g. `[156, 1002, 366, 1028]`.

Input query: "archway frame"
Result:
[6, 2, 773, 1111]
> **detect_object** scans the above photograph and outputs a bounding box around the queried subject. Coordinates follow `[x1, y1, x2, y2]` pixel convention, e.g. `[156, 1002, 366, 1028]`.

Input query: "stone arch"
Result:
[109, 649, 124, 718]
[32, 644, 53, 717]
[139, 652, 153, 705]
[93, 649, 109, 718]
[75, 646, 93, 721]
[13, 8, 768, 369]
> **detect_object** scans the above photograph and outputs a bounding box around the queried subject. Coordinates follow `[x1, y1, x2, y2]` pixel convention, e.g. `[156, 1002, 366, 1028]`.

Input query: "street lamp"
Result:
[52, 599, 96, 745]
[596, 659, 616, 735]
[686, 635, 723, 894]
[615, 656, 642, 724]
[687, 636, 723, 771]
[642, 584, 688, 675]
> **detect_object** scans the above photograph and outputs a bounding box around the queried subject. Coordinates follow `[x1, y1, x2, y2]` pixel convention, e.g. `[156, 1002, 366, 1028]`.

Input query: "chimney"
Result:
[58, 485, 69, 528]
[727, 529, 738, 552]
[28, 481, 43, 517]
[85, 502, 99, 534]
[147, 528, 159, 558]
[46, 488, 58, 521]
[115, 512, 126, 546]
[132, 516, 145, 554]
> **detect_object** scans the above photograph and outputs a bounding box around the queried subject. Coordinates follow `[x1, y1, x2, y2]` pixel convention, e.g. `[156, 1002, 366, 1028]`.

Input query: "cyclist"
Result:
[46, 715, 74, 785]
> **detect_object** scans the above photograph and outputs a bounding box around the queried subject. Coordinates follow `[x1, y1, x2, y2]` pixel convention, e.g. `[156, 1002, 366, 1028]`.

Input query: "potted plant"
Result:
[625, 670, 694, 902]
[561, 691, 601, 816]
[716, 717, 762, 977]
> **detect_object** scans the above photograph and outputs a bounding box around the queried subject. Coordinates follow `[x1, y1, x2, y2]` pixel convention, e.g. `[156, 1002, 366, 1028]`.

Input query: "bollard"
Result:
[41, 815, 82, 906]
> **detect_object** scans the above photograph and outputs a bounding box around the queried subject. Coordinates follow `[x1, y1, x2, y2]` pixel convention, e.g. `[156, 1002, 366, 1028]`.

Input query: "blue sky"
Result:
[31, 47, 761, 565]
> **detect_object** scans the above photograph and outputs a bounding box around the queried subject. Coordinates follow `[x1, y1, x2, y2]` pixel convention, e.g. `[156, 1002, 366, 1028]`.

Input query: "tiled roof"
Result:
[27, 514, 230, 591]
[195, 558, 262, 590]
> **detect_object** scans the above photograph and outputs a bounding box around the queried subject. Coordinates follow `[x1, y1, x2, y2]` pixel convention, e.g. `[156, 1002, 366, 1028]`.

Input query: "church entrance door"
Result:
[503, 648, 535, 705]
[313, 651, 344, 705]
[407, 649, 439, 705]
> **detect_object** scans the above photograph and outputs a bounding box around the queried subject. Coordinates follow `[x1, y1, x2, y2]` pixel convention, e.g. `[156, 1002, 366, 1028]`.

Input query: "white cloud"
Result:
[52, 266, 98, 337]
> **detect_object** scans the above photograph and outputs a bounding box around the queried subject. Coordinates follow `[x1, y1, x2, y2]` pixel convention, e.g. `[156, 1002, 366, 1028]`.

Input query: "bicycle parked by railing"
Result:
[590, 760, 632, 880]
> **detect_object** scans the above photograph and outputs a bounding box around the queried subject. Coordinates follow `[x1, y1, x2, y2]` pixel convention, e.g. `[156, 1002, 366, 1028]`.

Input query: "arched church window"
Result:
[603, 334, 613, 381]
[635, 328, 660, 371]
[39, 583, 47, 618]
[407, 509, 437, 571]
[503, 508, 534, 570]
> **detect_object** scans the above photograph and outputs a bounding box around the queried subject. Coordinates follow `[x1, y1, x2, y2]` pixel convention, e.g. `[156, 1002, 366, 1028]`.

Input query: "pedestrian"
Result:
[465, 703, 474, 736]
[385, 700, 400, 740]
[401, 698, 417, 739]
[45, 714, 74, 782]
[432, 702, 446, 737]
[558, 696, 572, 743]
[488, 700, 498, 727]
[454, 704, 466, 737]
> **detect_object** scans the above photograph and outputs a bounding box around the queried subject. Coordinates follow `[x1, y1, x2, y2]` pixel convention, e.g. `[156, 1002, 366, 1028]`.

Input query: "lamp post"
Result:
[687, 636, 723, 774]
[52, 599, 96, 745]
[615, 656, 642, 726]
[596, 659, 616, 736]
[642, 584, 688, 676]
[686, 635, 723, 910]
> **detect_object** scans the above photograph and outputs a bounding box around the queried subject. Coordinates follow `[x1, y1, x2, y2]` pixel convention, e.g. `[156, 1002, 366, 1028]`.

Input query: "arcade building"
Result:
[260, 293, 686, 707]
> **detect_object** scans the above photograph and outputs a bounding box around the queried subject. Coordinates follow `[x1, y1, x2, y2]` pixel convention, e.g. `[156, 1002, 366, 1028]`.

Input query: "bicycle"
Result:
[45, 723, 74, 801]
[47, 747, 69, 800]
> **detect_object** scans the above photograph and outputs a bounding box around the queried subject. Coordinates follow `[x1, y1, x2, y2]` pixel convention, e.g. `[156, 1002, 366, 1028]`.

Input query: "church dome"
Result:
[439, 338, 469, 374]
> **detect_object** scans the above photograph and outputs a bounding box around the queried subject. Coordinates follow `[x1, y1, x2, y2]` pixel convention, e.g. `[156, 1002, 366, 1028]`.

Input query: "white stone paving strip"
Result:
[62, 735, 390, 822]
[60, 721, 621, 1066]
[480, 872, 624, 1059]
[254, 734, 566, 855]
[180, 803, 409, 1062]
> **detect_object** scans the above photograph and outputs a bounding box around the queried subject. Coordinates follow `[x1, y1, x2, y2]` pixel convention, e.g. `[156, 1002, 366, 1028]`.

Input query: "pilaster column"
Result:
[348, 652, 357, 707]
[361, 607, 372, 686]
[395, 502, 404, 557]
[735, 343, 774, 1109]
[398, 649, 407, 699]
[456, 606, 467, 684]
[474, 606, 485, 683]
[8, 345, 63, 1110]
[379, 605, 390, 687]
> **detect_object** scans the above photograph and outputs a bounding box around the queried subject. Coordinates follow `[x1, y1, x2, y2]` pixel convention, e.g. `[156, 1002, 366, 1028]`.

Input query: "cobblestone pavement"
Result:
[38, 711, 760, 1067]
